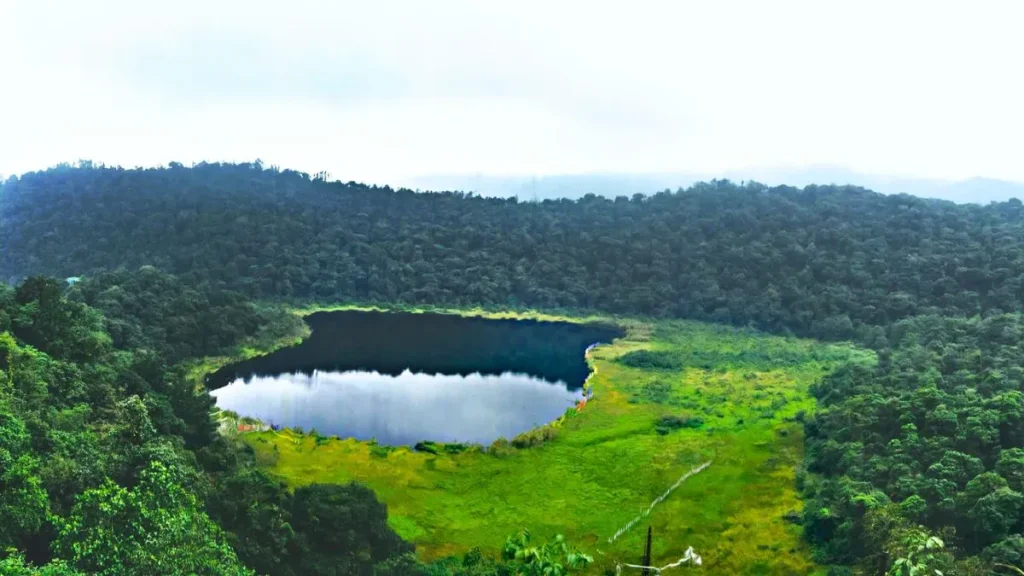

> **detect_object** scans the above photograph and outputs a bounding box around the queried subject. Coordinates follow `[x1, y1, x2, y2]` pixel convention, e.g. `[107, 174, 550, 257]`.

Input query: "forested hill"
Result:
[4, 162, 1024, 340]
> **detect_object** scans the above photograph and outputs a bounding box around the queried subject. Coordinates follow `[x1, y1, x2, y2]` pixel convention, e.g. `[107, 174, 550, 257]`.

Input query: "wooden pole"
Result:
[642, 525, 653, 576]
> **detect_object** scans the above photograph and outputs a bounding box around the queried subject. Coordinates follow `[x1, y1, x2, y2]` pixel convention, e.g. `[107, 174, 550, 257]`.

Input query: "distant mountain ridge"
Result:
[403, 166, 1024, 204]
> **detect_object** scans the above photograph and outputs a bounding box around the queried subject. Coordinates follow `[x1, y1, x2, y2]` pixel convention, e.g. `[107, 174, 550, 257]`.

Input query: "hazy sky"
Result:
[1, 0, 1022, 184]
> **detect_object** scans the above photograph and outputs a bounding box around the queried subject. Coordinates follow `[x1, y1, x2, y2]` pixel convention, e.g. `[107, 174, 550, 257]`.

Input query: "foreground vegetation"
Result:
[243, 313, 869, 574]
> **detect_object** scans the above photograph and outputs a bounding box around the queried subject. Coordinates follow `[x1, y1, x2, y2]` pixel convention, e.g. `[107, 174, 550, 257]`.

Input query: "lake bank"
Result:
[232, 311, 871, 574]
[207, 309, 622, 444]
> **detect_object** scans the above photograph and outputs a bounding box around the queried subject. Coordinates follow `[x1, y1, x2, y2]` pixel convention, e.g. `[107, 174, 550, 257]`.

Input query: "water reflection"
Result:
[206, 310, 623, 390]
[211, 369, 581, 445]
[207, 310, 624, 446]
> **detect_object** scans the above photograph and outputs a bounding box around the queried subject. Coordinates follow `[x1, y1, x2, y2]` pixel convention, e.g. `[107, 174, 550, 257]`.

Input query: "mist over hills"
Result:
[404, 165, 1024, 204]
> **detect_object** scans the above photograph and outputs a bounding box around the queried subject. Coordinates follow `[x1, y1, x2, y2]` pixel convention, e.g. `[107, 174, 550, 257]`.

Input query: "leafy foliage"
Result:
[0, 403, 48, 550]
[373, 534, 592, 576]
[888, 533, 950, 576]
[53, 461, 252, 576]
[804, 314, 1024, 572]
[288, 483, 413, 576]
[500, 530, 592, 576]
[0, 554, 82, 575]
[67, 267, 300, 364]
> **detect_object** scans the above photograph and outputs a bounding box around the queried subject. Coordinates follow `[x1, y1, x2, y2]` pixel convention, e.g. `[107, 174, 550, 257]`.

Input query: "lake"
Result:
[207, 310, 623, 445]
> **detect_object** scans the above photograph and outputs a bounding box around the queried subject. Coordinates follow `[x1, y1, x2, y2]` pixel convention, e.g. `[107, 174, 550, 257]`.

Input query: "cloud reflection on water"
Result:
[211, 369, 580, 445]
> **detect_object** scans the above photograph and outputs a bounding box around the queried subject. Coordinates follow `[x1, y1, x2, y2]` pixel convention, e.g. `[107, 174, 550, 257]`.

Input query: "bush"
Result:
[443, 443, 469, 455]
[310, 429, 331, 446]
[635, 378, 673, 404]
[489, 437, 514, 457]
[654, 414, 704, 435]
[618, 350, 683, 370]
[511, 425, 559, 449]
[413, 441, 441, 455]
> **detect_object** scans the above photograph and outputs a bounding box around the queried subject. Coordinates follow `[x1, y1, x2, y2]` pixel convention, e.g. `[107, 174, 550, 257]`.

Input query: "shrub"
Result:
[618, 350, 683, 370]
[413, 441, 441, 455]
[634, 378, 672, 404]
[511, 425, 559, 449]
[443, 443, 468, 455]
[309, 429, 331, 446]
[489, 437, 514, 457]
[654, 414, 704, 435]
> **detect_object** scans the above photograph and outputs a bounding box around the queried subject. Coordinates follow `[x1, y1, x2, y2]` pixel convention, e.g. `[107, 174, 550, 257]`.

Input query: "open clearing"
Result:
[241, 312, 871, 574]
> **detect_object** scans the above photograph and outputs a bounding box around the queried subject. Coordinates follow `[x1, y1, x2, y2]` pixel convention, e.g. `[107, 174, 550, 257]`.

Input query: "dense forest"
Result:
[3, 162, 1024, 573]
[4, 162, 1024, 342]
[804, 314, 1024, 573]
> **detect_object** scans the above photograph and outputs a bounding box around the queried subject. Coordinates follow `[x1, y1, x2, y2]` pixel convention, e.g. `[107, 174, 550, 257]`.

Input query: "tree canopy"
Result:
[5, 162, 1024, 339]
[803, 314, 1024, 572]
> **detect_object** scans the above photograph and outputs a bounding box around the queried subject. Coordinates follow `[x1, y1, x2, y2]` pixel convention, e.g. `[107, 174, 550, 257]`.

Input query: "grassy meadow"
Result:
[235, 311, 872, 574]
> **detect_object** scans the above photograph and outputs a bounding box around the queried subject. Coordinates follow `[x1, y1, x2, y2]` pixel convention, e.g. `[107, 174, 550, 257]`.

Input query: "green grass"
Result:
[234, 310, 872, 574]
[286, 300, 631, 328]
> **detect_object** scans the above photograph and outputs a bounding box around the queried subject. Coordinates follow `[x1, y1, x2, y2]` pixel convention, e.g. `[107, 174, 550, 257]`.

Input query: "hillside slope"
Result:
[5, 162, 1024, 340]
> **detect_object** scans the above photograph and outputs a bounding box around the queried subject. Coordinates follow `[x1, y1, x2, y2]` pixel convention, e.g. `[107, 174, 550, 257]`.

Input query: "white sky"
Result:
[1, 0, 1022, 184]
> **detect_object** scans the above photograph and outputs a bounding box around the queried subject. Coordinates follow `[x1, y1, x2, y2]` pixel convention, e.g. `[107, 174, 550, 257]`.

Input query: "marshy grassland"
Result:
[234, 309, 873, 574]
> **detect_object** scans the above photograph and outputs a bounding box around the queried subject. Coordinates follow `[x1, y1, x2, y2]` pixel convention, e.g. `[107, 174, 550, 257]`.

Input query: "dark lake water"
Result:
[207, 310, 623, 445]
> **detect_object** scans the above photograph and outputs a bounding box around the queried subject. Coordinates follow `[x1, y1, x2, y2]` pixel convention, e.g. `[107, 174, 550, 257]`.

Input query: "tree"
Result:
[206, 467, 297, 576]
[927, 451, 984, 488]
[965, 487, 1024, 550]
[996, 448, 1024, 492]
[0, 402, 49, 549]
[983, 535, 1024, 571]
[887, 532, 950, 576]
[288, 483, 411, 576]
[53, 461, 253, 576]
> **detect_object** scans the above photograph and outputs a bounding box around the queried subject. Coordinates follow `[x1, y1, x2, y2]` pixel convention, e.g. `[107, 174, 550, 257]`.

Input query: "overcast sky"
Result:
[1, 0, 1022, 185]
